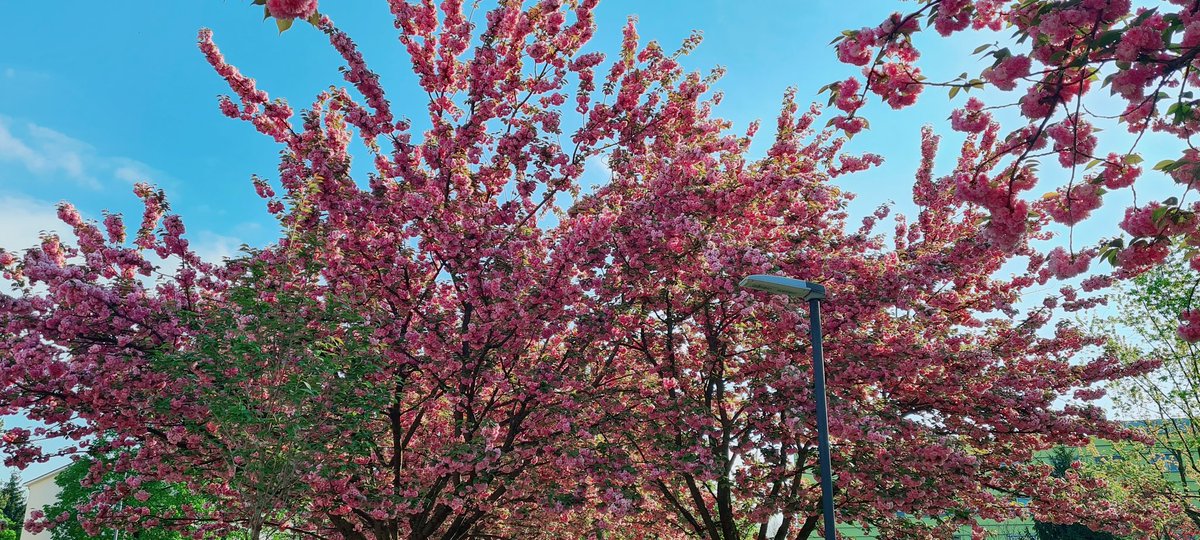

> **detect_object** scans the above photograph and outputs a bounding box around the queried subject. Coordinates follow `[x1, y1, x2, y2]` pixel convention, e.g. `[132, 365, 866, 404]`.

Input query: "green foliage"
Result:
[0, 515, 17, 540]
[1093, 251, 1200, 531]
[2, 473, 23, 529]
[0, 473, 23, 540]
[45, 456, 200, 540]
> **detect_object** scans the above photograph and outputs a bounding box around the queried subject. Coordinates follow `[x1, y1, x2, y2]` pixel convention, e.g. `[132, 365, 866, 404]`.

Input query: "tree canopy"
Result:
[0, 1, 1188, 539]
[829, 0, 1200, 337]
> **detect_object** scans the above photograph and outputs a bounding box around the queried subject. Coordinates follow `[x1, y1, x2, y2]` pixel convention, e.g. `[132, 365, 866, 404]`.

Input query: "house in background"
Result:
[21, 466, 65, 540]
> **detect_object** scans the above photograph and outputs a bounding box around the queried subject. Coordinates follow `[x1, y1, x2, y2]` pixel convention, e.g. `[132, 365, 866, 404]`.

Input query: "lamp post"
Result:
[739, 274, 836, 540]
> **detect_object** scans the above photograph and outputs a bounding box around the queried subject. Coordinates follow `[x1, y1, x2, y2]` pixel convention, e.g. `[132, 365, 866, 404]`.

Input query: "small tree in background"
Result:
[1, 473, 23, 534]
[0, 473, 24, 540]
[1095, 253, 1200, 530]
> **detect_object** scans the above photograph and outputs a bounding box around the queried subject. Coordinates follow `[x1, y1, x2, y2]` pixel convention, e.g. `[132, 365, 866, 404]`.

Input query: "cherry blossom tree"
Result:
[829, 0, 1200, 339]
[0, 1, 1177, 539]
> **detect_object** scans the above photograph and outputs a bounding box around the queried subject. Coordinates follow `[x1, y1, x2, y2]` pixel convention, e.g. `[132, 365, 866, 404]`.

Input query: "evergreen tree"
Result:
[0, 473, 23, 540]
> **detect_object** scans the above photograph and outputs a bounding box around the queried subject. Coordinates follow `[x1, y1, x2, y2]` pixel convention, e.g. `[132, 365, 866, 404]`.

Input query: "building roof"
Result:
[23, 465, 67, 488]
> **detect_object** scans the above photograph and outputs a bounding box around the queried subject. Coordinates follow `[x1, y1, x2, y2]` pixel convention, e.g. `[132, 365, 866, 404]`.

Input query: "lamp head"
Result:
[739, 274, 826, 300]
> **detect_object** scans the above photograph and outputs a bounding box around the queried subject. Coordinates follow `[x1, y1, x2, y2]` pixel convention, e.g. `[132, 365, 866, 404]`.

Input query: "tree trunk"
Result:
[794, 515, 819, 540]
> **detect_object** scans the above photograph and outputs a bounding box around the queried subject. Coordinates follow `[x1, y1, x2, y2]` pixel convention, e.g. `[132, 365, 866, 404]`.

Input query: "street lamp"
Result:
[739, 274, 836, 540]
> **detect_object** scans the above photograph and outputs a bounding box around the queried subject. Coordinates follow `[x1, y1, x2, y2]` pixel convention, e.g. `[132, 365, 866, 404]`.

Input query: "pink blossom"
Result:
[949, 97, 991, 133]
[831, 115, 867, 135]
[1043, 183, 1103, 225]
[1099, 154, 1140, 189]
[834, 77, 863, 113]
[1019, 86, 1056, 119]
[868, 63, 923, 109]
[1179, 310, 1200, 342]
[1046, 247, 1092, 279]
[836, 28, 878, 66]
[982, 55, 1032, 91]
[934, 0, 972, 35]
[1115, 16, 1165, 62]
[267, 0, 317, 20]
[1046, 116, 1097, 167]
[1120, 204, 1164, 237]
[1116, 241, 1170, 275]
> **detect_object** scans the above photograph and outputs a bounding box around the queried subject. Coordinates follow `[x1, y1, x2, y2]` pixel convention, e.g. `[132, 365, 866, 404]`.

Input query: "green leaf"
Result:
[1153, 159, 1176, 171]
[277, 17, 294, 33]
[1124, 154, 1144, 165]
[1096, 29, 1122, 48]
[949, 86, 961, 99]
[1163, 160, 1190, 173]
[972, 44, 991, 54]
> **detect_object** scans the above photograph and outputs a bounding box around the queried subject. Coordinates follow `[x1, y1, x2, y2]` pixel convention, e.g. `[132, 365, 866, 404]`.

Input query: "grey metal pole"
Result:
[809, 297, 837, 540]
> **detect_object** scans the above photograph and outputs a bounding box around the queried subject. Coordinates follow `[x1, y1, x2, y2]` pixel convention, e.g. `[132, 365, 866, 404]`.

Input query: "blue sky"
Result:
[0, 1, 1187, 480]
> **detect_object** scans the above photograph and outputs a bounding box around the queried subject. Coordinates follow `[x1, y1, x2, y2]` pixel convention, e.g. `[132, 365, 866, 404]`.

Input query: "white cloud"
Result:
[0, 195, 64, 254]
[0, 122, 247, 286]
[0, 118, 169, 190]
[191, 231, 246, 265]
[1, 66, 49, 83]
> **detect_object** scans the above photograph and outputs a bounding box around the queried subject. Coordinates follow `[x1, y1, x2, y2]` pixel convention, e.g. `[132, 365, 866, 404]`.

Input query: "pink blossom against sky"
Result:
[0, 0, 1181, 481]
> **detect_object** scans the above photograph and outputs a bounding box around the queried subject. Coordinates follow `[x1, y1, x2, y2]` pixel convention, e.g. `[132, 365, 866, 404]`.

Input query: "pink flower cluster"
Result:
[1115, 240, 1170, 276]
[834, 77, 863, 113]
[1169, 149, 1200, 187]
[1120, 204, 1167, 238]
[868, 63, 923, 109]
[1043, 183, 1102, 226]
[836, 28, 878, 66]
[1179, 310, 1200, 342]
[934, 0, 972, 35]
[1046, 116, 1096, 167]
[1045, 247, 1092, 279]
[982, 55, 1032, 91]
[1114, 14, 1166, 62]
[1098, 154, 1140, 189]
[831, 115, 868, 135]
[267, 0, 317, 20]
[950, 97, 992, 133]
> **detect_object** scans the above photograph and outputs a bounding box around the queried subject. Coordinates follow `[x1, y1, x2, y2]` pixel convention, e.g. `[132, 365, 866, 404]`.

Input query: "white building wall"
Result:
[22, 468, 64, 540]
